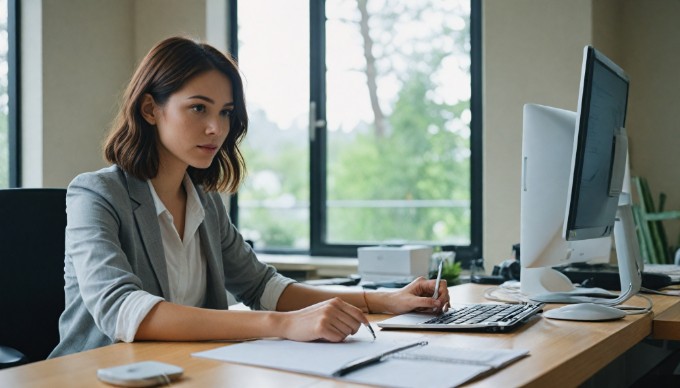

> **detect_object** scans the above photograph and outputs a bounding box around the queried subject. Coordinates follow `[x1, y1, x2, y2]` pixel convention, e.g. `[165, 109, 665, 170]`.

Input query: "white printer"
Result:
[357, 245, 433, 282]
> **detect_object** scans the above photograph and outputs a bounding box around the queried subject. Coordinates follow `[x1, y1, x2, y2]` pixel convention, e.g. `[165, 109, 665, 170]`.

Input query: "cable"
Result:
[615, 293, 653, 315]
[482, 282, 533, 304]
[481, 281, 655, 315]
[641, 286, 680, 296]
[158, 373, 171, 386]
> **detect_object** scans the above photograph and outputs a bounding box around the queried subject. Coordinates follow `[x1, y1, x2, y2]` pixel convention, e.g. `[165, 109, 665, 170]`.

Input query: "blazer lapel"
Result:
[126, 172, 172, 298]
[197, 190, 229, 309]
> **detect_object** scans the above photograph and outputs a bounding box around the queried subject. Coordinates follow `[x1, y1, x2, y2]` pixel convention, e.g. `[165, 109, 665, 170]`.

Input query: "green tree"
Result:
[329, 69, 470, 243]
[239, 109, 310, 248]
[327, 0, 472, 244]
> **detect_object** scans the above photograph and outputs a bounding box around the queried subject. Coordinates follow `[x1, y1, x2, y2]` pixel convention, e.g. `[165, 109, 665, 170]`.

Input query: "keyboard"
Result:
[378, 303, 544, 333]
[558, 264, 674, 290]
[425, 304, 539, 325]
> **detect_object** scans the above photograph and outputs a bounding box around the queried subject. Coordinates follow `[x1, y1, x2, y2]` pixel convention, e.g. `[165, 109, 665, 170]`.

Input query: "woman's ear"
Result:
[140, 94, 158, 125]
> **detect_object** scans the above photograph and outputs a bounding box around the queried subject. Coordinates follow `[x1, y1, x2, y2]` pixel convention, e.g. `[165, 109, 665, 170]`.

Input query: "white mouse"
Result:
[543, 303, 626, 321]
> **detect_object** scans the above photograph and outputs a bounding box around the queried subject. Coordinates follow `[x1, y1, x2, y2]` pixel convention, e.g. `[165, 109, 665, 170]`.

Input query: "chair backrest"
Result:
[0, 188, 67, 363]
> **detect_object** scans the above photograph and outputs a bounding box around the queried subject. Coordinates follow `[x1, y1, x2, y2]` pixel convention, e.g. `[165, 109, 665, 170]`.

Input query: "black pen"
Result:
[331, 340, 428, 377]
[364, 323, 376, 340]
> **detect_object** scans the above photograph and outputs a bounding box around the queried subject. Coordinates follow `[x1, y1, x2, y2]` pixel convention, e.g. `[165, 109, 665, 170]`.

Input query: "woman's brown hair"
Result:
[104, 36, 248, 193]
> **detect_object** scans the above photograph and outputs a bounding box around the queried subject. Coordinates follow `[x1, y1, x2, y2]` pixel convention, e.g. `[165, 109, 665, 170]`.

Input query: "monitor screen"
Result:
[565, 47, 630, 241]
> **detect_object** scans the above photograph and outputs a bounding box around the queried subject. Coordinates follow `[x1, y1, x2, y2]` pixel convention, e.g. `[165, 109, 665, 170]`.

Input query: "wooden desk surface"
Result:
[1, 284, 679, 388]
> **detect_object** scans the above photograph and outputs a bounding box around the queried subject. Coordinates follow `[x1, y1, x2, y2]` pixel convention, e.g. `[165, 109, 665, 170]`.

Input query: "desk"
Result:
[1, 284, 679, 388]
[653, 301, 680, 341]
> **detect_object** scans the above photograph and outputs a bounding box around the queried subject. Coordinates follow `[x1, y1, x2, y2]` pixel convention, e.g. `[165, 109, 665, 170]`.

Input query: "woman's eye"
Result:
[221, 109, 234, 118]
[191, 104, 206, 113]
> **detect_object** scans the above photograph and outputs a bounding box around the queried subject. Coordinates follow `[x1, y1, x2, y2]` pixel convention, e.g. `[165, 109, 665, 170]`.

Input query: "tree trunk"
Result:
[356, 0, 386, 138]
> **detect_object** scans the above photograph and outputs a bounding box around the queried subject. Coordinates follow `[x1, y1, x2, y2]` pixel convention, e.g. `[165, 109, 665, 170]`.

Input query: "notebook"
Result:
[192, 330, 529, 388]
[377, 303, 544, 332]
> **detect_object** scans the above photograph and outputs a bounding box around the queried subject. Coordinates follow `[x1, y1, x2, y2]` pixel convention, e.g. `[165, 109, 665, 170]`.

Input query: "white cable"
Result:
[641, 286, 680, 296]
[159, 373, 171, 386]
[615, 293, 654, 315]
[482, 284, 533, 304]
[486, 283, 654, 315]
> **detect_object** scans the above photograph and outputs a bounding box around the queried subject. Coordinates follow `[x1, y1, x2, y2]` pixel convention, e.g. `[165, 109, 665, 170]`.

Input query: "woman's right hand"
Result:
[278, 297, 368, 342]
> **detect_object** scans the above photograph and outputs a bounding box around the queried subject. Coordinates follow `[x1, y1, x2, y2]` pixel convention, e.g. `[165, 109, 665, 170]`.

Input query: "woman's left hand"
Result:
[368, 277, 450, 315]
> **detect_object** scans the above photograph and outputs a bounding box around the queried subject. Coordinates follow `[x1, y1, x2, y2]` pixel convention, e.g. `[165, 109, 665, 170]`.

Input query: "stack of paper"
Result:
[193, 331, 528, 388]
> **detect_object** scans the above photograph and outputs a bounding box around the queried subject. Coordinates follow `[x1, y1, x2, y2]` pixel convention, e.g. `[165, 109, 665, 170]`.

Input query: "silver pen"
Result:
[433, 258, 444, 300]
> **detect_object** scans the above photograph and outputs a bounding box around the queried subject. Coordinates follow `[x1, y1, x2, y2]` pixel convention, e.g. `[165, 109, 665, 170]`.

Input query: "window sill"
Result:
[258, 253, 358, 279]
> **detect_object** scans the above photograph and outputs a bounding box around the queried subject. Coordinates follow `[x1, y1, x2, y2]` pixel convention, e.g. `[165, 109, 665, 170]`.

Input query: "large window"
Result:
[231, 0, 481, 262]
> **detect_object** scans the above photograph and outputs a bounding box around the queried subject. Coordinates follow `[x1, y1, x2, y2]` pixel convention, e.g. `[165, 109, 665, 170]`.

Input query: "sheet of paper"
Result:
[395, 345, 530, 369]
[344, 345, 528, 387]
[193, 331, 424, 377]
[344, 358, 489, 388]
[192, 328, 529, 388]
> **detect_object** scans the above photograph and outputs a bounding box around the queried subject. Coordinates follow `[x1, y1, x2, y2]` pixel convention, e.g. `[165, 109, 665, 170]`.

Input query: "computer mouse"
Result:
[543, 303, 626, 321]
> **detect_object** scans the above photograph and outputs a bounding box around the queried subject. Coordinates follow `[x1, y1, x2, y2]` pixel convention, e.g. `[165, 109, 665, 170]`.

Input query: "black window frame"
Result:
[8, 0, 20, 187]
[228, 0, 482, 266]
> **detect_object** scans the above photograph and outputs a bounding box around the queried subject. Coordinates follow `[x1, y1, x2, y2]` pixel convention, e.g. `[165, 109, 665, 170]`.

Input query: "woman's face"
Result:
[146, 69, 234, 174]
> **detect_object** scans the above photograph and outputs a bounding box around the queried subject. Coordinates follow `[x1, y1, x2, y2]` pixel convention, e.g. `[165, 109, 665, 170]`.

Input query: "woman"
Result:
[50, 36, 449, 357]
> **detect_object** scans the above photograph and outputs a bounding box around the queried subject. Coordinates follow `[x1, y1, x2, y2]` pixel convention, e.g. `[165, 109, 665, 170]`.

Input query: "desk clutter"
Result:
[192, 330, 529, 388]
[2, 283, 679, 387]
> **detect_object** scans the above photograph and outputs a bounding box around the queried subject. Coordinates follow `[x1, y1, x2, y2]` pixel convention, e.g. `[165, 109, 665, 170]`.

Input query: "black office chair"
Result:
[0, 188, 66, 368]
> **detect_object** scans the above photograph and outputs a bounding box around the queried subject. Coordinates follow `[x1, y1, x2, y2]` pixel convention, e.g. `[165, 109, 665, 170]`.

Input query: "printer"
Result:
[358, 245, 433, 282]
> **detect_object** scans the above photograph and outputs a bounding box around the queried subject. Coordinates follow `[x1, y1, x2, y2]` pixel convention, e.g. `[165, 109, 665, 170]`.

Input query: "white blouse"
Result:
[114, 175, 292, 342]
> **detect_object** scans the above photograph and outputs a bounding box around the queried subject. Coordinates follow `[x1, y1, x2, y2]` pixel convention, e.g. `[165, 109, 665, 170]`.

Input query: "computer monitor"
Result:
[520, 104, 613, 294]
[519, 46, 642, 310]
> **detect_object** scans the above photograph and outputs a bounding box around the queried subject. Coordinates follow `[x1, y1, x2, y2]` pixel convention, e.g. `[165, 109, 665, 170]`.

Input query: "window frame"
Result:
[8, 0, 20, 187]
[228, 0, 482, 265]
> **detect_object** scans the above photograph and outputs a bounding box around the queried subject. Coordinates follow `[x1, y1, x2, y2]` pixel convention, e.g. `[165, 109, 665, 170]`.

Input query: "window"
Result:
[0, 0, 17, 188]
[230, 0, 481, 263]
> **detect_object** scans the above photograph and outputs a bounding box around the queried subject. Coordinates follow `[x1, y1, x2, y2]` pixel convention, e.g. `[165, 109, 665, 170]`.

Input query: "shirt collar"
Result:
[183, 174, 205, 222]
[147, 174, 205, 222]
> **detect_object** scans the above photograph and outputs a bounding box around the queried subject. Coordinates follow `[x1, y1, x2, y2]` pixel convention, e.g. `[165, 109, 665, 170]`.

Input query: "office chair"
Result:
[0, 188, 67, 368]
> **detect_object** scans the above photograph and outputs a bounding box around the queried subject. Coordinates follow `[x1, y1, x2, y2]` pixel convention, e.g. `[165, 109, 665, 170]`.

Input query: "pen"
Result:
[331, 340, 428, 377]
[365, 323, 376, 340]
[433, 258, 444, 300]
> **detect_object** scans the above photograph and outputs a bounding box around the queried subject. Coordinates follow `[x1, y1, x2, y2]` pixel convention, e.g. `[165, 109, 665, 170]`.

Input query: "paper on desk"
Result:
[192, 328, 528, 388]
[341, 345, 529, 388]
[344, 358, 489, 388]
[192, 329, 424, 376]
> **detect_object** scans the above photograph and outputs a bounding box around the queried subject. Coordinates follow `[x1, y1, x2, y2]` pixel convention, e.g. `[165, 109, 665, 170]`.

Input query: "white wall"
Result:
[133, 0, 207, 60]
[617, 0, 680, 245]
[21, 0, 224, 188]
[22, 0, 135, 187]
[483, 0, 593, 265]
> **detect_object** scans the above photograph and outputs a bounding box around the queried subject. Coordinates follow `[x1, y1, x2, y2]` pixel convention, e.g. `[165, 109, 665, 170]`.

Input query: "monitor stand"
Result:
[525, 196, 643, 321]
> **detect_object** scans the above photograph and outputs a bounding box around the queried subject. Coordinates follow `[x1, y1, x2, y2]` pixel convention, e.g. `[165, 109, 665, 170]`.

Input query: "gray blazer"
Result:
[50, 165, 284, 357]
